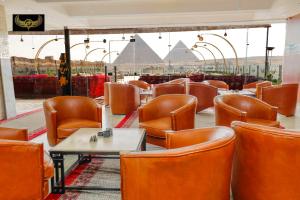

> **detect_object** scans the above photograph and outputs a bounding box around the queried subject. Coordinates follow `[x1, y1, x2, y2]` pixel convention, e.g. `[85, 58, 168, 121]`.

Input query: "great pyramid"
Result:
[113, 34, 165, 71]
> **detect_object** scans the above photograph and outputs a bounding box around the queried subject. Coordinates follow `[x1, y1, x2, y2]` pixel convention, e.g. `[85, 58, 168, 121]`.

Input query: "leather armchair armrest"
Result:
[170, 101, 196, 130]
[217, 102, 247, 118]
[0, 141, 44, 200]
[95, 104, 102, 123]
[43, 101, 57, 146]
[0, 127, 28, 141]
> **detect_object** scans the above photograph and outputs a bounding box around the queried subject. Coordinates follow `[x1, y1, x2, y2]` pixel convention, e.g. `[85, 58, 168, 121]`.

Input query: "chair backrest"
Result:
[189, 82, 217, 112]
[203, 80, 229, 89]
[261, 83, 299, 116]
[231, 121, 300, 200]
[121, 127, 235, 200]
[128, 80, 150, 90]
[44, 96, 98, 123]
[256, 81, 272, 99]
[153, 83, 185, 97]
[243, 81, 260, 89]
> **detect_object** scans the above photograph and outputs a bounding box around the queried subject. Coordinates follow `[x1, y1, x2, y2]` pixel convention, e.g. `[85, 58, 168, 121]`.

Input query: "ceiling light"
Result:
[122, 34, 125, 40]
[193, 44, 198, 48]
[20, 35, 24, 42]
[158, 33, 162, 39]
[103, 39, 106, 43]
[197, 34, 203, 41]
[224, 30, 227, 37]
[103, 49, 107, 53]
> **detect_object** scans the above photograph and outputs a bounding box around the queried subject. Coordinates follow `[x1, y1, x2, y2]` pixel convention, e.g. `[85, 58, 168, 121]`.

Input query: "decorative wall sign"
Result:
[13, 14, 45, 32]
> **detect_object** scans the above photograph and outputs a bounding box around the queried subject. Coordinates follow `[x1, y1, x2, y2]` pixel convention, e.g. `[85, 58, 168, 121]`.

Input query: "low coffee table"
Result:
[50, 128, 146, 194]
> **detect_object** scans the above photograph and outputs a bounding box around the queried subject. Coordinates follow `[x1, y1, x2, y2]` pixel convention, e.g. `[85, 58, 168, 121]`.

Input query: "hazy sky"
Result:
[8, 23, 286, 63]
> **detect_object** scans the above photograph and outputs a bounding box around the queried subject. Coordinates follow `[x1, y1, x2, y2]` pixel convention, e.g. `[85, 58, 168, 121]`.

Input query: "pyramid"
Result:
[113, 34, 164, 70]
[163, 40, 200, 65]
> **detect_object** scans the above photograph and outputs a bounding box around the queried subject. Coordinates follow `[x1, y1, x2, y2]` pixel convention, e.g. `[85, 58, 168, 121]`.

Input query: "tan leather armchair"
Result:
[203, 80, 229, 90]
[261, 83, 299, 116]
[153, 83, 185, 97]
[214, 94, 280, 127]
[0, 127, 53, 199]
[44, 96, 102, 146]
[256, 81, 272, 99]
[231, 121, 300, 200]
[139, 94, 197, 147]
[128, 80, 150, 90]
[121, 127, 235, 200]
[104, 82, 111, 106]
[109, 83, 140, 115]
[189, 82, 218, 112]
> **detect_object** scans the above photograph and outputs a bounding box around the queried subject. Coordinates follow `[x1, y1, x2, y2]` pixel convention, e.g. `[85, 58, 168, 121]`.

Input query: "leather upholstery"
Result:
[0, 127, 28, 141]
[44, 96, 102, 146]
[109, 83, 140, 115]
[203, 80, 229, 89]
[231, 121, 300, 200]
[243, 81, 260, 89]
[153, 83, 185, 97]
[214, 94, 279, 127]
[120, 127, 235, 200]
[139, 94, 197, 147]
[104, 82, 111, 106]
[261, 83, 299, 116]
[0, 128, 53, 199]
[256, 81, 272, 99]
[129, 80, 150, 90]
[189, 82, 218, 112]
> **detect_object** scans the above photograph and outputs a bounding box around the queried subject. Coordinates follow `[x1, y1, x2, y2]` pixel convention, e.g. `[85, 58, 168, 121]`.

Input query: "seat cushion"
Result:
[139, 117, 172, 138]
[44, 152, 54, 179]
[246, 118, 280, 128]
[57, 118, 101, 139]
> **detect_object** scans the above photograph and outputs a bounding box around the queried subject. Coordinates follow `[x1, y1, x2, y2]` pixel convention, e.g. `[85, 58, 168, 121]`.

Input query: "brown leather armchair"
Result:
[0, 127, 53, 199]
[121, 127, 235, 200]
[139, 94, 197, 147]
[129, 80, 150, 90]
[231, 121, 300, 200]
[189, 82, 218, 112]
[44, 96, 102, 146]
[261, 83, 299, 116]
[153, 83, 185, 97]
[256, 81, 272, 99]
[109, 83, 140, 115]
[104, 82, 111, 106]
[203, 80, 229, 90]
[214, 94, 280, 127]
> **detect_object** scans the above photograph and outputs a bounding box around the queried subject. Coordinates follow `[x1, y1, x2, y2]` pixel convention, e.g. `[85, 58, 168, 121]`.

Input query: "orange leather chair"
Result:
[128, 80, 150, 90]
[139, 94, 197, 147]
[0, 127, 53, 199]
[153, 83, 185, 97]
[109, 83, 140, 115]
[44, 96, 102, 146]
[256, 81, 272, 99]
[189, 82, 218, 112]
[104, 82, 111, 106]
[261, 83, 299, 117]
[121, 127, 235, 200]
[243, 81, 260, 89]
[231, 121, 300, 200]
[214, 94, 280, 127]
[203, 80, 229, 90]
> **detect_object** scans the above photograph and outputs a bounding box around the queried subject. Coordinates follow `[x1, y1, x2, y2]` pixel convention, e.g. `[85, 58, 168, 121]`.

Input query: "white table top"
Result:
[50, 128, 145, 154]
[218, 89, 256, 97]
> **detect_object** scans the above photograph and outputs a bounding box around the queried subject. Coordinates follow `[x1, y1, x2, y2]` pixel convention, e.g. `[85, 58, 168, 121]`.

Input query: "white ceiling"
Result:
[3, 0, 300, 31]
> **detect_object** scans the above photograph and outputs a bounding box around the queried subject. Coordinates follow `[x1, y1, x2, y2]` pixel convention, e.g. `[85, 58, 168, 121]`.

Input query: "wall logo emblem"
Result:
[13, 14, 45, 31]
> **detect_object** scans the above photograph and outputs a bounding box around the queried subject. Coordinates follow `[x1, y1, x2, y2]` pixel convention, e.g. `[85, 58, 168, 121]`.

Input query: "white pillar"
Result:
[0, 4, 16, 119]
[283, 14, 300, 101]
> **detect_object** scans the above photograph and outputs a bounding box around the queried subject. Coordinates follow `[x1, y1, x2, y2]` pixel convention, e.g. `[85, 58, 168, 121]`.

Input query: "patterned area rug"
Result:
[46, 110, 148, 200]
[0, 108, 47, 140]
